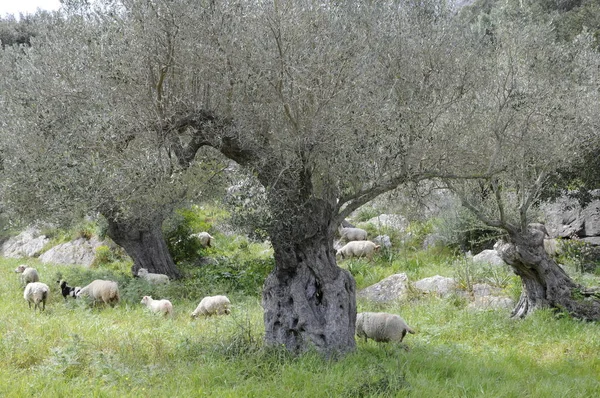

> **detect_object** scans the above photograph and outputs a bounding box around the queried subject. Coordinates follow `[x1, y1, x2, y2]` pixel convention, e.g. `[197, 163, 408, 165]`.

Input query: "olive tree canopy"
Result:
[439, 4, 600, 319]
[0, 0, 227, 278]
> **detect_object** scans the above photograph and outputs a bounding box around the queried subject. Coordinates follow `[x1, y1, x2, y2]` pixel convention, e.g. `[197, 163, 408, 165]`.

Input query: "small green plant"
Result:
[72, 220, 98, 240]
[453, 258, 478, 292]
[481, 264, 513, 288]
[354, 207, 379, 222]
[92, 245, 114, 267]
[559, 238, 600, 274]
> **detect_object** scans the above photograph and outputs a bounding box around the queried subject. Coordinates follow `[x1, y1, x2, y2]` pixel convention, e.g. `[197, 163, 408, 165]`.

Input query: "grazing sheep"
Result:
[141, 296, 173, 317]
[57, 280, 80, 300]
[137, 268, 170, 284]
[336, 241, 381, 260]
[14, 265, 40, 287]
[191, 295, 231, 318]
[76, 279, 120, 307]
[24, 282, 49, 312]
[338, 226, 368, 242]
[194, 232, 214, 247]
[356, 312, 415, 344]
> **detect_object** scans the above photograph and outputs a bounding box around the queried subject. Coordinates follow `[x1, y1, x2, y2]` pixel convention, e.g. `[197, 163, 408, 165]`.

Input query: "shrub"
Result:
[92, 245, 114, 267]
[558, 238, 600, 274]
[163, 209, 207, 264]
[182, 257, 274, 296]
[354, 207, 379, 223]
[433, 208, 503, 253]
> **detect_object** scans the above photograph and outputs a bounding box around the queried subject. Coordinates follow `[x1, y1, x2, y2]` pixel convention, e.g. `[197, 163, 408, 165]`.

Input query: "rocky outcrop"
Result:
[357, 273, 410, 303]
[359, 274, 514, 310]
[372, 235, 392, 249]
[412, 275, 458, 297]
[541, 193, 600, 242]
[1, 227, 49, 258]
[472, 249, 506, 266]
[38, 237, 104, 267]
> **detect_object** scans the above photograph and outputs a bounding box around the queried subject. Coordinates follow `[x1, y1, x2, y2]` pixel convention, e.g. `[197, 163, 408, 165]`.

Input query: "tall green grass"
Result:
[2, 250, 599, 397]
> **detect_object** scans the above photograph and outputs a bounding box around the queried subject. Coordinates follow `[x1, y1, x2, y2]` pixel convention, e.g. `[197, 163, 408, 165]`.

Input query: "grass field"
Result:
[1, 250, 599, 397]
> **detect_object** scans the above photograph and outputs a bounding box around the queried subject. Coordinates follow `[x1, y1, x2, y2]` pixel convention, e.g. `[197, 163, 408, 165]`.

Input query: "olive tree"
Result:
[438, 7, 600, 319]
[0, 1, 226, 278]
[166, 0, 480, 354]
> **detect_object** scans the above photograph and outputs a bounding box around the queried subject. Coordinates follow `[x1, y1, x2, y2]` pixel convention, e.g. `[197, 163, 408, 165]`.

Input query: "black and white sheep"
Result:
[57, 280, 81, 300]
[76, 279, 120, 307]
[338, 226, 368, 242]
[191, 295, 231, 318]
[141, 296, 173, 317]
[14, 264, 40, 287]
[24, 282, 50, 312]
[137, 268, 170, 284]
[355, 312, 415, 343]
[336, 241, 381, 260]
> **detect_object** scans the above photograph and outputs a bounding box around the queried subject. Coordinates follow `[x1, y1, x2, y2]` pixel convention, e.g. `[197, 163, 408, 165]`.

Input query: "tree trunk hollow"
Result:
[498, 229, 600, 320]
[262, 239, 356, 356]
[106, 217, 182, 279]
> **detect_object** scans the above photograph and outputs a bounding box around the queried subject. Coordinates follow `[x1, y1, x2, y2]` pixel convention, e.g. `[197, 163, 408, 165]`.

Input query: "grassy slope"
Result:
[1, 248, 599, 397]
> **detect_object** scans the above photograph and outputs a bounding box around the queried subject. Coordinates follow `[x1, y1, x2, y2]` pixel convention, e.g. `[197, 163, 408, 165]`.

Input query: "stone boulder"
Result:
[582, 237, 600, 246]
[372, 235, 392, 249]
[472, 249, 506, 267]
[541, 196, 584, 238]
[1, 228, 49, 258]
[412, 275, 458, 297]
[39, 237, 104, 267]
[357, 273, 410, 303]
[582, 200, 600, 237]
[541, 194, 600, 242]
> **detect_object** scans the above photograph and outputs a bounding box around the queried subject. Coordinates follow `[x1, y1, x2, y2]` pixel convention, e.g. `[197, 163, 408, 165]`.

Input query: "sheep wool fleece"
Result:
[356, 312, 415, 343]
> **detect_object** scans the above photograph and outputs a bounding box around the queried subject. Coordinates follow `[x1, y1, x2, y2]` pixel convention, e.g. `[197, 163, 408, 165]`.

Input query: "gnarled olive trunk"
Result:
[261, 201, 357, 356]
[496, 226, 600, 320]
[263, 236, 356, 355]
[105, 215, 182, 279]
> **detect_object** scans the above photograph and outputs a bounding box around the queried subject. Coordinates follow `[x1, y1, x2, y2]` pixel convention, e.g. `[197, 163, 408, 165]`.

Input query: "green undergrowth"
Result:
[2, 243, 600, 397]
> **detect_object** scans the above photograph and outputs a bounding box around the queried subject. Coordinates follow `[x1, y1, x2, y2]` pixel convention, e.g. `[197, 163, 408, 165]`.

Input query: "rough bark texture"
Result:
[262, 234, 356, 356]
[496, 225, 600, 320]
[106, 216, 182, 279]
[260, 196, 357, 356]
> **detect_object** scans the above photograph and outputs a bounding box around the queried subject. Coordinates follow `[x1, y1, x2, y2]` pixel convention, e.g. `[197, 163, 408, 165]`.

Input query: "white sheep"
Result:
[336, 241, 381, 260]
[24, 282, 49, 312]
[14, 264, 40, 287]
[141, 295, 173, 317]
[356, 312, 415, 343]
[339, 226, 368, 242]
[191, 295, 231, 318]
[137, 268, 170, 284]
[194, 232, 214, 247]
[76, 279, 120, 307]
